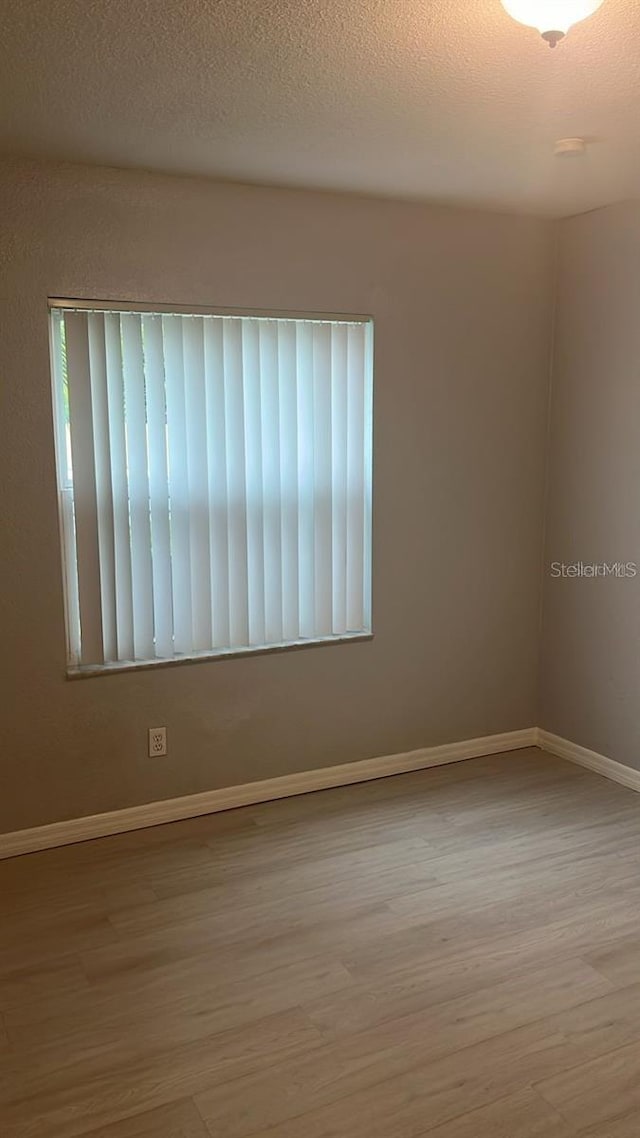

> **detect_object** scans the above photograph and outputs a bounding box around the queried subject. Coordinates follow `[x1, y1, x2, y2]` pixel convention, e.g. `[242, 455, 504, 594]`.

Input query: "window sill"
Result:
[66, 631, 374, 679]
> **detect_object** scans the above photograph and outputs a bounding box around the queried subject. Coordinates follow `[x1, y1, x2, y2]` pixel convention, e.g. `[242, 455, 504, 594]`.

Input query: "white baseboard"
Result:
[537, 729, 640, 793]
[0, 728, 536, 860]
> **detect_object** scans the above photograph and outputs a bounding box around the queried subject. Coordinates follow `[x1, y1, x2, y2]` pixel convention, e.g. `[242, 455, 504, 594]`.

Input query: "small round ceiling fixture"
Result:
[554, 137, 587, 156]
[500, 1, 605, 47]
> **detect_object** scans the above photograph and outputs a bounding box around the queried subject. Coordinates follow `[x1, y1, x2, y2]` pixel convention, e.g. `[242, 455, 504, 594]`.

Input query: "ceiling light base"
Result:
[554, 137, 587, 157]
[541, 29, 566, 47]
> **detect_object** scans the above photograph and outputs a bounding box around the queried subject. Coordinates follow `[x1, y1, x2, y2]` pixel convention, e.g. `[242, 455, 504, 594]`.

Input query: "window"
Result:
[50, 302, 373, 673]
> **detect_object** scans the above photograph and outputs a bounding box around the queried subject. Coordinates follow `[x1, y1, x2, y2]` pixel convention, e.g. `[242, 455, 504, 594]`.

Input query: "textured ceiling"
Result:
[1, 0, 638, 217]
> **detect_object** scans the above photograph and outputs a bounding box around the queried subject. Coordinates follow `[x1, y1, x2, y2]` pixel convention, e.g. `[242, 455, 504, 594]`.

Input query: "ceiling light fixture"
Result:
[500, 0, 605, 47]
[554, 137, 587, 156]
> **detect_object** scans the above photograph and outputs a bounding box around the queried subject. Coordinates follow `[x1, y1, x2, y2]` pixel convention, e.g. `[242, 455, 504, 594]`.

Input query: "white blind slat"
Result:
[183, 318, 213, 650]
[330, 323, 349, 635]
[363, 324, 374, 630]
[65, 311, 104, 666]
[242, 320, 266, 647]
[278, 322, 300, 641]
[203, 319, 231, 649]
[103, 314, 135, 660]
[312, 323, 333, 637]
[296, 322, 315, 639]
[346, 324, 367, 632]
[259, 321, 283, 645]
[52, 307, 372, 668]
[223, 319, 250, 647]
[87, 314, 118, 662]
[143, 314, 174, 659]
[121, 315, 154, 659]
[163, 315, 193, 655]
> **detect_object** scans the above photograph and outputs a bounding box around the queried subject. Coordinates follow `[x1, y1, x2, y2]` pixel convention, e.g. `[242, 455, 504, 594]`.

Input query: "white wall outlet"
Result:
[148, 726, 167, 757]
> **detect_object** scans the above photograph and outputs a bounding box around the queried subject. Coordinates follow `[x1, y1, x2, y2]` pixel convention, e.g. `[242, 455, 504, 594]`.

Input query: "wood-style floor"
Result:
[2, 748, 640, 1137]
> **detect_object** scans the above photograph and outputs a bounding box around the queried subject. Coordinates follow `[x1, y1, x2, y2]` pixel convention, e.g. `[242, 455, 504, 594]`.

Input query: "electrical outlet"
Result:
[148, 726, 167, 757]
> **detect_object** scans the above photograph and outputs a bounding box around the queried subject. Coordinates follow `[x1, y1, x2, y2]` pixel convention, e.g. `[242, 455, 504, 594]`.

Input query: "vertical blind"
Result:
[50, 304, 373, 669]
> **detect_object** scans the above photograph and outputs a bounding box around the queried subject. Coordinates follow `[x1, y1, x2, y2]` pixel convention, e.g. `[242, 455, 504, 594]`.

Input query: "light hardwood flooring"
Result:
[2, 747, 640, 1137]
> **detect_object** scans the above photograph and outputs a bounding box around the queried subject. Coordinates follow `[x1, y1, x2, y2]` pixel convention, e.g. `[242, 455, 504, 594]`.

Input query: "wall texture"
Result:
[540, 202, 640, 768]
[0, 157, 554, 833]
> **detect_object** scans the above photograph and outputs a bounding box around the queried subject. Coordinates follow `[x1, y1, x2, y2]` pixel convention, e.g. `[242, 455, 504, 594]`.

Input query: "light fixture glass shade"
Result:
[501, 0, 604, 38]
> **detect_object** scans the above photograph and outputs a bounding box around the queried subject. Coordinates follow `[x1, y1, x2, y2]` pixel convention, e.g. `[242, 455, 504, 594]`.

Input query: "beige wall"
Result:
[540, 202, 640, 767]
[0, 157, 554, 833]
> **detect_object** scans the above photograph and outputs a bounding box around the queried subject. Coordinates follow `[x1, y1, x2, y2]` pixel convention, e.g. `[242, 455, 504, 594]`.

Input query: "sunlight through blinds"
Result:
[50, 305, 373, 669]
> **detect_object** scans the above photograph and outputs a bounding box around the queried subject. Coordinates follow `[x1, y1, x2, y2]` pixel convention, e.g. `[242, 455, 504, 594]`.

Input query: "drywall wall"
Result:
[0, 157, 554, 832]
[540, 202, 640, 768]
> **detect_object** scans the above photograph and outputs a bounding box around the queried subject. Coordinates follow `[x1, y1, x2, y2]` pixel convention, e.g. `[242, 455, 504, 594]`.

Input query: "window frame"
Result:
[49, 297, 375, 678]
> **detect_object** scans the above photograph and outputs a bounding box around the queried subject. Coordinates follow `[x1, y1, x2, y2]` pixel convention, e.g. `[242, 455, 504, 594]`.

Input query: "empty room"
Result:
[2, 1, 640, 1135]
